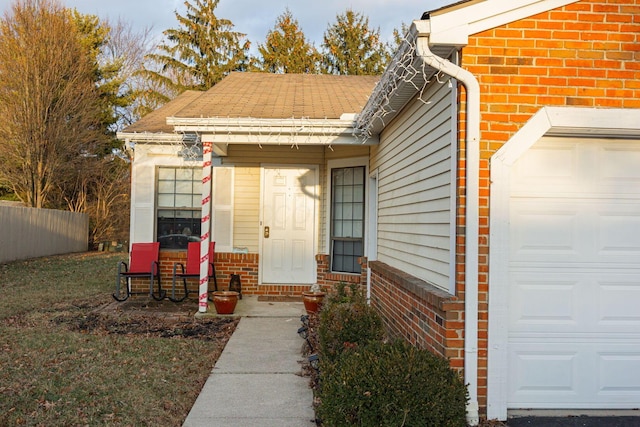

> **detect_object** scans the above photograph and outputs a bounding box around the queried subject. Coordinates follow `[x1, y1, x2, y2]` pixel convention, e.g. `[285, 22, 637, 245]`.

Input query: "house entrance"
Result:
[260, 166, 317, 284]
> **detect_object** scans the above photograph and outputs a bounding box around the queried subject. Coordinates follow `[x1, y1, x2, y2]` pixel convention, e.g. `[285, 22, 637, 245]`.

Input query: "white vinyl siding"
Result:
[370, 80, 456, 292]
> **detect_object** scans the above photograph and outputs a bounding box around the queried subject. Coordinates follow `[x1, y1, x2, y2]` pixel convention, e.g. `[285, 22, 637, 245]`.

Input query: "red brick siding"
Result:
[369, 261, 465, 369]
[457, 0, 640, 414]
[129, 251, 359, 297]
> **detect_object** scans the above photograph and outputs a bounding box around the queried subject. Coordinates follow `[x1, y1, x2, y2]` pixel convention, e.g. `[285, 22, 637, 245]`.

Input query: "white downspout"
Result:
[414, 21, 481, 427]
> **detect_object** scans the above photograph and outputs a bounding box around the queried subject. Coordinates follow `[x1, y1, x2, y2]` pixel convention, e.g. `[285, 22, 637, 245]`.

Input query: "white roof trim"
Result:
[167, 116, 354, 131]
[429, 0, 579, 46]
[116, 131, 188, 143]
[492, 106, 640, 167]
[167, 116, 375, 146]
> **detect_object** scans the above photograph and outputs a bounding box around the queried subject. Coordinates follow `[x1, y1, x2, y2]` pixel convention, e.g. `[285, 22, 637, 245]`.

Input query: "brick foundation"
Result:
[128, 251, 363, 297]
[368, 260, 464, 370]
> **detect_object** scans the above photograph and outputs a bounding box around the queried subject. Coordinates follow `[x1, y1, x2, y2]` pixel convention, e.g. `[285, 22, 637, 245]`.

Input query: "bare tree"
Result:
[101, 18, 155, 129]
[0, 0, 106, 208]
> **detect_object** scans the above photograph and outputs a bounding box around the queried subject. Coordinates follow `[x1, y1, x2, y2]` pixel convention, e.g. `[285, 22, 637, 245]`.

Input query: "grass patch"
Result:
[0, 252, 237, 426]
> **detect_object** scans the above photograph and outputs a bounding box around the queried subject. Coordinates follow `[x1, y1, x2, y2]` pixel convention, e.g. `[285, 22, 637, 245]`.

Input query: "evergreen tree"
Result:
[322, 9, 391, 75]
[139, 0, 249, 104]
[257, 9, 320, 74]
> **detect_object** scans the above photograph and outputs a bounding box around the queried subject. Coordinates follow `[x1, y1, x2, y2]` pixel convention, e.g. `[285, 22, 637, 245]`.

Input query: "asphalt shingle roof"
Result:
[173, 72, 379, 121]
[123, 72, 379, 134]
[125, 90, 203, 133]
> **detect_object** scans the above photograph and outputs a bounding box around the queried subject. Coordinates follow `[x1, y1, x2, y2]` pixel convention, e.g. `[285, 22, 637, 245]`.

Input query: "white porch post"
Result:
[199, 141, 213, 313]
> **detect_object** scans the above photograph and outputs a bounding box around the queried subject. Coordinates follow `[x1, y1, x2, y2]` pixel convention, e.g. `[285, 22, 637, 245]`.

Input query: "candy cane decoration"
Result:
[199, 141, 213, 312]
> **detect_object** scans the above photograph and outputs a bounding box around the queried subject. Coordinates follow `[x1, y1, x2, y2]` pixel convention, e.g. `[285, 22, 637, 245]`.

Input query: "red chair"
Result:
[113, 242, 165, 301]
[169, 241, 218, 302]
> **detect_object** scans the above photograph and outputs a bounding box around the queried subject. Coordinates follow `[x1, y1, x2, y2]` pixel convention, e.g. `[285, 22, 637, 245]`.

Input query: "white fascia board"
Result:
[168, 117, 376, 145]
[544, 106, 640, 137]
[168, 116, 353, 131]
[116, 131, 185, 143]
[200, 132, 377, 146]
[428, 0, 579, 46]
[492, 106, 640, 169]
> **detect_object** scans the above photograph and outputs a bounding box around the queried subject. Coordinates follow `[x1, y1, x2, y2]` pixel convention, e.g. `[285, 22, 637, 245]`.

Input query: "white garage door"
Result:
[507, 137, 640, 409]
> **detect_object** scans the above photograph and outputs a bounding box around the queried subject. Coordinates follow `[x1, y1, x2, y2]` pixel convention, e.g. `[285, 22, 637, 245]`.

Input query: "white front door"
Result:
[261, 167, 317, 284]
[507, 137, 640, 409]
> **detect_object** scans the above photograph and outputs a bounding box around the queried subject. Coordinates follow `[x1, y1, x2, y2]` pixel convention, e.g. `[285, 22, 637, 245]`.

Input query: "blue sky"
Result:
[0, 0, 452, 50]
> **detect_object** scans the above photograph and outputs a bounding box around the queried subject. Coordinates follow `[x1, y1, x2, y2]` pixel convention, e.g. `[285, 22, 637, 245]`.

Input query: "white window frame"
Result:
[326, 157, 369, 274]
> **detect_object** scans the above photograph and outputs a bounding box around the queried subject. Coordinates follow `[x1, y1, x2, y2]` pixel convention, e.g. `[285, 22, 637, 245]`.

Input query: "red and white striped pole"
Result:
[199, 141, 213, 313]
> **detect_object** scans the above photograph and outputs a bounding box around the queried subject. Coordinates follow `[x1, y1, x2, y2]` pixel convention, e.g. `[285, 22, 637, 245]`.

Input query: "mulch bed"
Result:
[46, 296, 239, 342]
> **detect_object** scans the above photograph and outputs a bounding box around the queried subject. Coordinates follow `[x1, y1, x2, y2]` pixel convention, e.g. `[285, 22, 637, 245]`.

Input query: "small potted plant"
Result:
[301, 283, 326, 315]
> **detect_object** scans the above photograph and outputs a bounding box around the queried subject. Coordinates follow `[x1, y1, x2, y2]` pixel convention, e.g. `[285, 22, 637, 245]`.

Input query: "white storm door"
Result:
[507, 137, 640, 409]
[261, 167, 317, 284]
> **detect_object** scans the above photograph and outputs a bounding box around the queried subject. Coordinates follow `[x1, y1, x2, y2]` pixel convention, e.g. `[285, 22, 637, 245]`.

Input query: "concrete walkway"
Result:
[182, 296, 316, 427]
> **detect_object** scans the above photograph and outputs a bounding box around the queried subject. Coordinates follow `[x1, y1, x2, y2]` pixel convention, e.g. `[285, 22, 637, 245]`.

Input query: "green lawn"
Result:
[0, 252, 235, 426]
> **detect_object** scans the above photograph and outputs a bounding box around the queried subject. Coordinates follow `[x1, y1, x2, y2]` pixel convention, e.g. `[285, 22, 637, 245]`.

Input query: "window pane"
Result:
[353, 167, 364, 183]
[333, 221, 342, 236]
[158, 168, 175, 180]
[353, 221, 363, 238]
[176, 168, 193, 181]
[354, 185, 364, 202]
[158, 194, 174, 207]
[343, 186, 353, 202]
[353, 203, 363, 220]
[175, 194, 192, 207]
[175, 180, 192, 194]
[158, 180, 175, 194]
[330, 166, 365, 273]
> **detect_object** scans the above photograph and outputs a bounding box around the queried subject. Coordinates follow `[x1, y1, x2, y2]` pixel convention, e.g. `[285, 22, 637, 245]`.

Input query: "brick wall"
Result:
[129, 251, 357, 298]
[456, 0, 640, 413]
[369, 261, 465, 369]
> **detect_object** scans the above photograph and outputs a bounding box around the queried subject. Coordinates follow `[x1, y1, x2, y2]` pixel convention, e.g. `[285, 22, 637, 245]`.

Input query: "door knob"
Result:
[264, 226, 270, 238]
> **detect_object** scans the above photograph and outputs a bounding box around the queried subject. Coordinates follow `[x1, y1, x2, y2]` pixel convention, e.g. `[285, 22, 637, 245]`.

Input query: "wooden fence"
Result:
[0, 205, 88, 263]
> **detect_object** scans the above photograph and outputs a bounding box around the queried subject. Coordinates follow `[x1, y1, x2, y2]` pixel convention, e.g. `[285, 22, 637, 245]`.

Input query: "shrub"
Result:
[316, 340, 468, 427]
[317, 283, 385, 362]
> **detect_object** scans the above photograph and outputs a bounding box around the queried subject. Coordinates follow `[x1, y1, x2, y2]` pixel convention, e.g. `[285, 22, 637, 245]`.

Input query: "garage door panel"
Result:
[598, 278, 640, 329]
[508, 343, 584, 407]
[510, 271, 640, 333]
[509, 275, 580, 331]
[597, 351, 640, 397]
[510, 201, 583, 261]
[509, 341, 640, 408]
[511, 200, 640, 264]
[510, 142, 579, 194]
[507, 137, 640, 409]
[597, 207, 640, 261]
[597, 144, 640, 189]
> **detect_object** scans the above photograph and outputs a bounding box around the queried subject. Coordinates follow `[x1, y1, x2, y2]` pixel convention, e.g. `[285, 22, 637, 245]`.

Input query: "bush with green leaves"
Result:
[317, 282, 385, 362]
[316, 340, 468, 427]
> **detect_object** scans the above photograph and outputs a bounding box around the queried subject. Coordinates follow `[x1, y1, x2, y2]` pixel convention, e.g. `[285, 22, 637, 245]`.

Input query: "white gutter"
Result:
[167, 116, 379, 145]
[413, 20, 481, 426]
